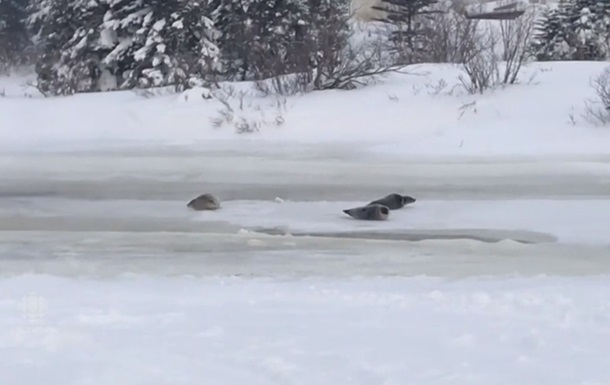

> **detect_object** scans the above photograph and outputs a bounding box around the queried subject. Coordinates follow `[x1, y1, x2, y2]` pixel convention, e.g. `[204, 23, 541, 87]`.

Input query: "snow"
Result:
[3, 61, 610, 383]
[152, 18, 166, 32]
[2, 61, 610, 157]
[2, 275, 610, 385]
[171, 19, 184, 29]
[99, 27, 117, 48]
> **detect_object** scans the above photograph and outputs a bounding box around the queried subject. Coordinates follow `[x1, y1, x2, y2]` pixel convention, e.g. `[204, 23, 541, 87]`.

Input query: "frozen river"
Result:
[3, 143, 610, 385]
[1, 142, 609, 278]
[5, 63, 610, 385]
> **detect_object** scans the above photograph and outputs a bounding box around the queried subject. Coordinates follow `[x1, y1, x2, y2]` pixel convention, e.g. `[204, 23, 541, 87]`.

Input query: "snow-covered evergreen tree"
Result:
[98, 0, 148, 90]
[24, 0, 395, 94]
[28, 0, 219, 94]
[212, 0, 308, 80]
[105, 0, 219, 89]
[253, 0, 309, 77]
[0, 0, 30, 68]
[27, 0, 107, 95]
[566, 0, 606, 60]
[531, 4, 573, 61]
[303, 0, 358, 89]
[532, 0, 610, 61]
[374, 0, 440, 62]
[209, 0, 249, 79]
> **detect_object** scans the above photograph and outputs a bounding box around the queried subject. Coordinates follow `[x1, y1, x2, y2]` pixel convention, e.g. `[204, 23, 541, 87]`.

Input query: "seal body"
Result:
[368, 193, 416, 210]
[187, 193, 220, 211]
[343, 204, 389, 220]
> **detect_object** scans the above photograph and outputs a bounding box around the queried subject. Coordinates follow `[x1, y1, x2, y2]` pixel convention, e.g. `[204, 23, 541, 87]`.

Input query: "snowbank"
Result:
[2, 61, 610, 157]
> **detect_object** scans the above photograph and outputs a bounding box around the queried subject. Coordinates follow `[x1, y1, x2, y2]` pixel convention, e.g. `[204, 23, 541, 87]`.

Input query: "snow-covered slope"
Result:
[1, 61, 610, 157]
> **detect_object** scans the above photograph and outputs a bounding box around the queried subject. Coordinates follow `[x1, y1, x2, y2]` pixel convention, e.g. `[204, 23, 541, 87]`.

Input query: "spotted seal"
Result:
[187, 193, 220, 211]
[368, 193, 416, 210]
[342, 204, 389, 220]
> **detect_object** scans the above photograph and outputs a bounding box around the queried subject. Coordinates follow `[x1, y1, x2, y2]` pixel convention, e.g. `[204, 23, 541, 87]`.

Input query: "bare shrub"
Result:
[253, 72, 312, 96]
[459, 7, 537, 94]
[457, 100, 477, 119]
[210, 85, 286, 134]
[459, 26, 500, 94]
[171, 53, 214, 93]
[289, 1, 410, 92]
[425, 78, 448, 95]
[23, 79, 49, 97]
[311, 36, 405, 91]
[418, 1, 481, 64]
[498, 6, 537, 85]
[584, 66, 610, 126]
[132, 87, 176, 99]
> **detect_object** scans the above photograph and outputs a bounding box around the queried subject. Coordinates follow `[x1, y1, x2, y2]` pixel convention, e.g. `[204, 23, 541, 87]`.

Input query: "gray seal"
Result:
[343, 204, 389, 220]
[187, 193, 220, 211]
[368, 193, 416, 210]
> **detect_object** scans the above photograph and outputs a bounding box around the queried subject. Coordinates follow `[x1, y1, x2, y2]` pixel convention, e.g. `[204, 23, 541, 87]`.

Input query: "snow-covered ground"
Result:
[3, 61, 610, 156]
[2, 62, 610, 384]
[3, 275, 610, 385]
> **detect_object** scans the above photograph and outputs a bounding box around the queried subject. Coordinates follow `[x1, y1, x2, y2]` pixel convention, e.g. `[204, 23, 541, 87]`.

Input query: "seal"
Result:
[368, 193, 416, 210]
[187, 193, 220, 211]
[342, 204, 390, 220]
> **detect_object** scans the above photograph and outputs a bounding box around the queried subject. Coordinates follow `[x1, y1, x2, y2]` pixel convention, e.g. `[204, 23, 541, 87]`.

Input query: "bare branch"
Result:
[459, 25, 500, 94]
[499, 7, 537, 85]
[584, 66, 610, 126]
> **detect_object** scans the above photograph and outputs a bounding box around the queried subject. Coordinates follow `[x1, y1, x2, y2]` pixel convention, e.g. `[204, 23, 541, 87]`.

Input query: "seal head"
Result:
[401, 195, 416, 206]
